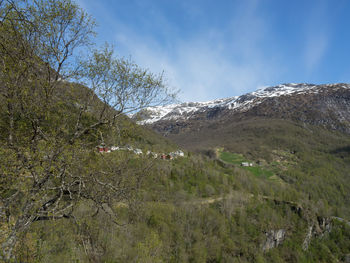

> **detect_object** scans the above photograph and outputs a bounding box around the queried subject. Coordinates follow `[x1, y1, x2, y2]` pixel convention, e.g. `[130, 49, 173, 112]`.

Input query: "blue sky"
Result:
[76, 0, 350, 102]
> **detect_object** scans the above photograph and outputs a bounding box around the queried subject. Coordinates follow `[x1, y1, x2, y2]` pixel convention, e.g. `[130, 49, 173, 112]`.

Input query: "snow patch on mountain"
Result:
[134, 83, 349, 124]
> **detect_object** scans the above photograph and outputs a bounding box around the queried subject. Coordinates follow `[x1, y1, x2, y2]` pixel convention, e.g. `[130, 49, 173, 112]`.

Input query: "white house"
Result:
[175, 150, 184, 157]
[133, 149, 143, 155]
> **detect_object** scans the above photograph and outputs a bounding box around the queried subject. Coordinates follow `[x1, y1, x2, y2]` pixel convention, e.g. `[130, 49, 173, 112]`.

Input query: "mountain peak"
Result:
[134, 83, 350, 125]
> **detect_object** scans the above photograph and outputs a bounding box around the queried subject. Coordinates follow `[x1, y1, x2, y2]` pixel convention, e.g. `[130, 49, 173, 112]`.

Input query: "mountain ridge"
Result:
[134, 83, 350, 139]
[134, 83, 350, 125]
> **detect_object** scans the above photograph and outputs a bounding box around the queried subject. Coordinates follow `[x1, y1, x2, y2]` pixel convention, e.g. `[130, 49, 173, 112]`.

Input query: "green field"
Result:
[219, 151, 274, 178]
[244, 166, 274, 178]
[219, 151, 247, 164]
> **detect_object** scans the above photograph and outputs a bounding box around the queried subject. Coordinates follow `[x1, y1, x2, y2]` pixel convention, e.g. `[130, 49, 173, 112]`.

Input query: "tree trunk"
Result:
[1, 228, 18, 261]
[1, 202, 35, 262]
[7, 102, 14, 146]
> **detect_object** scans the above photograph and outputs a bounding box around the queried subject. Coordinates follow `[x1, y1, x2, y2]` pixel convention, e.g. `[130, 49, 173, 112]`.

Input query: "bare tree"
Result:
[70, 44, 176, 143]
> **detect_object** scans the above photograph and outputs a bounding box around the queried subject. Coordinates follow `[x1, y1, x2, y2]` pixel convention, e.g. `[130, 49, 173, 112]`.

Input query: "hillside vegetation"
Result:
[1, 1, 350, 262]
[12, 146, 350, 262]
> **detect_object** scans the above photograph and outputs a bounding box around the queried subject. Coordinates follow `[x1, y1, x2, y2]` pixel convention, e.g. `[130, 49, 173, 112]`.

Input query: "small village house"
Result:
[110, 146, 119, 151]
[96, 145, 110, 153]
[133, 149, 143, 155]
[174, 150, 185, 157]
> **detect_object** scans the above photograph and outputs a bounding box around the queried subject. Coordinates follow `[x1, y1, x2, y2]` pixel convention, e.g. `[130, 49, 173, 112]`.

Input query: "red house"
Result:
[160, 154, 173, 160]
[96, 145, 110, 153]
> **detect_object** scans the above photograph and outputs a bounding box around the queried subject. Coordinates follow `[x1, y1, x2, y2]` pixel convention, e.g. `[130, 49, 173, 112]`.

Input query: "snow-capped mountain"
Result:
[133, 83, 350, 151]
[135, 83, 350, 125]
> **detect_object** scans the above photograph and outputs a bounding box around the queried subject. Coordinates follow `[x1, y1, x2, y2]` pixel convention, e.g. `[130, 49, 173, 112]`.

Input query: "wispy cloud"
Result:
[112, 1, 280, 102]
[77, 0, 350, 98]
[114, 34, 275, 102]
[303, 1, 330, 73]
[304, 34, 328, 72]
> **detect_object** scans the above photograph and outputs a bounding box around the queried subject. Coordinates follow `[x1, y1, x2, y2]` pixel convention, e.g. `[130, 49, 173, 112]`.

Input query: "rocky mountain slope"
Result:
[134, 83, 350, 150]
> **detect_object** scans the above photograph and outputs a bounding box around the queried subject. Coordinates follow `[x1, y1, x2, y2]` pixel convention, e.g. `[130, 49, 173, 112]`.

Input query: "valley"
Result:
[1, 0, 350, 262]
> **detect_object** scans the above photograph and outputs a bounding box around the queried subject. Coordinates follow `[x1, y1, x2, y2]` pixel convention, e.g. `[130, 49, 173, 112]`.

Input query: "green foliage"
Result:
[219, 151, 247, 164]
[306, 221, 350, 262]
[10, 150, 350, 262]
[1, 0, 350, 262]
[244, 166, 274, 178]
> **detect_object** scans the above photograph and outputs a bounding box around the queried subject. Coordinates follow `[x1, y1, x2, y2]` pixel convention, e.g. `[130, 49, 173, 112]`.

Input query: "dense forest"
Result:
[0, 1, 350, 262]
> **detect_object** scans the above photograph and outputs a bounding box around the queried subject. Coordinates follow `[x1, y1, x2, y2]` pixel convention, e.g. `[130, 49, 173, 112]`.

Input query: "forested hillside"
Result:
[0, 1, 350, 262]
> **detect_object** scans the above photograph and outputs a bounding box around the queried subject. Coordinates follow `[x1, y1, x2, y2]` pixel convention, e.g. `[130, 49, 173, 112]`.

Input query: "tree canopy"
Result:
[0, 0, 175, 260]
